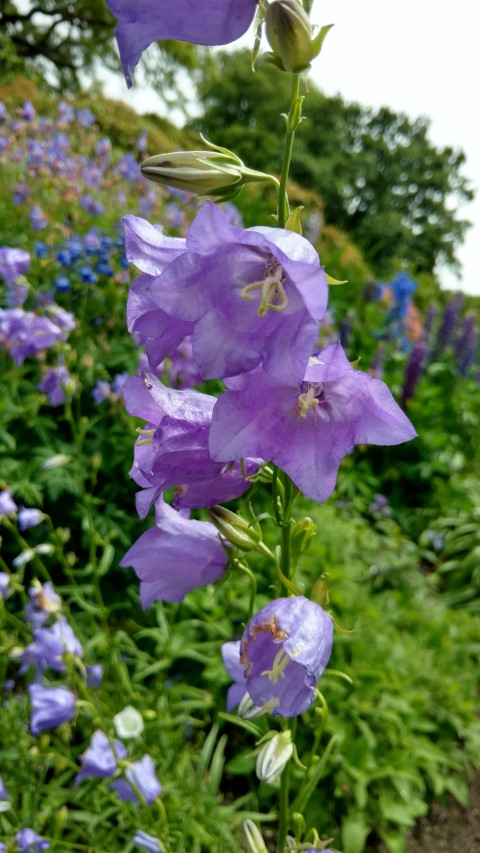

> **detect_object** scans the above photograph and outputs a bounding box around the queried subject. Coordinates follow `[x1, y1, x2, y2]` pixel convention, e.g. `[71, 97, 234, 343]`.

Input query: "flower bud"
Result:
[238, 691, 266, 720]
[291, 516, 316, 555]
[243, 819, 269, 853]
[141, 140, 276, 200]
[265, 0, 314, 72]
[256, 731, 293, 784]
[207, 506, 262, 552]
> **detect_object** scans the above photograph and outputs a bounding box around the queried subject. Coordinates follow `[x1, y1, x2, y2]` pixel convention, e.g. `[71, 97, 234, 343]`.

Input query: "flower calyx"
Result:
[207, 505, 262, 552]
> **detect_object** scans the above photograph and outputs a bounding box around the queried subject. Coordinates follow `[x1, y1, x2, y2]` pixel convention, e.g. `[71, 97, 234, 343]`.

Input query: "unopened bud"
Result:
[291, 516, 316, 555]
[256, 731, 293, 784]
[141, 139, 276, 200]
[243, 819, 269, 853]
[265, 0, 313, 72]
[238, 691, 266, 720]
[207, 506, 262, 552]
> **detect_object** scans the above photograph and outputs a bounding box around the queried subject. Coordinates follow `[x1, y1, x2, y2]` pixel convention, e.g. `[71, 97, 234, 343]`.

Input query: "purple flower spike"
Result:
[241, 597, 333, 717]
[110, 754, 161, 805]
[29, 682, 76, 735]
[75, 730, 127, 784]
[120, 497, 229, 605]
[210, 343, 417, 505]
[132, 202, 328, 385]
[15, 828, 50, 852]
[108, 0, 258, 87]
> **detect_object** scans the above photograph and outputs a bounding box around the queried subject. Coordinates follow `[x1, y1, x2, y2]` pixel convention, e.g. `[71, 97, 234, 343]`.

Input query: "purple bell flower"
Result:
[25, 581, 61, 627]
[240, 597, 334, 717]
[18, 507, 43, 530]
[132, 830, 163, 852]
[0, 775, 9, 800]
[38, 366, 71, 407]
[0, 247, 30, 286]
[120, 496, 229, 605]
[85, 663, 103, 688]
[209, 343, 417, 505]
[15, 829, 50, 852]
[29, 682, 76, 735]
[107, 0, 258, 86]
[75, 730, 127, 784]
[221, 641, 247, 711]
[0, 573, 11, 599]
[123, 374, 260, 517]
[125, 202, 328, 385]
[0, 489, 17, 517]
[110, 754, 161, 805]
[21, 615, 83, 674]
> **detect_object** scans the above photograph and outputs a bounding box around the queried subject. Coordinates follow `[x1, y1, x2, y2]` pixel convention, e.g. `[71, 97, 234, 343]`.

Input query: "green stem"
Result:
[277, 73, 301, 228]
[277, 756, 291, 852]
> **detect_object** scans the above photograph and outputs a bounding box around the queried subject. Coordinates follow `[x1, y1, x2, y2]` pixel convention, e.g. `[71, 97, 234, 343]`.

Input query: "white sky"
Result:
[101, 0, 479, 295]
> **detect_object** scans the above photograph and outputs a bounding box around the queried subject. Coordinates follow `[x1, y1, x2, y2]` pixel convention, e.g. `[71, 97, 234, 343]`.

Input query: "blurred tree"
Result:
[0, 0, 200, 98]
[191, 50, 474, 276]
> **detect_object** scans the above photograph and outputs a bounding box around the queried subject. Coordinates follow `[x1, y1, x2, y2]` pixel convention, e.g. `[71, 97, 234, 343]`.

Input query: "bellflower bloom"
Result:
[221, 641, 248, 711]
[15, 829, 50, 851]
[113, 705, 144, 739]
[110, 754, 161, 805]
[75, 730, 127, 784]
[210, 343, 417, 505]
[21, 616, 83, 674]
[121, 496, 229, 605]
[85, 663, 103, 688]
[132, 830, 163, 852]
[0, 489, 17, 517]
[25, 581, 61, 628]
[0, 776, 9, 800]
[107, 0, 258, 86]
[0, 573, 12, 599]
[123, 374, 259, 517]
[240, 597, 333, 716]
[29, 682, 76, 735]
[125, 202, 328, 385]
[18, 507, 43, 531]
[0, 247, 30, 286]
[38, 366, 71, 407]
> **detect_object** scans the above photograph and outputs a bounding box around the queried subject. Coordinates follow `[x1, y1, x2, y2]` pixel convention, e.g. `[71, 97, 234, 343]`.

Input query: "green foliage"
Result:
[191, 50, 474, 276]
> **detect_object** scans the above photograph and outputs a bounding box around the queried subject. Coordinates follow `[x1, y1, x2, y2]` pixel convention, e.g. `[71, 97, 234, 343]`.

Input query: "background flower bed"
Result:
[1, 78, 480, 853]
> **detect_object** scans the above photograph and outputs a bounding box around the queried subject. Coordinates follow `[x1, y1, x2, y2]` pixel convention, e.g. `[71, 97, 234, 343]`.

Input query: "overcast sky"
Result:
[102, 0, 479, 294]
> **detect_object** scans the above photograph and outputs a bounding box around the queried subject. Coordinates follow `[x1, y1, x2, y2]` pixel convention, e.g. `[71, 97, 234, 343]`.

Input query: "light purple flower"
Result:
[240, 597, 333, 717]
[133, 830, 163, 852]
[120, 496, 229, 605]
[38, 366, 71, 407]
[15, 829, 50, 852]
[0, 490, 17, 517]
[75, 730, 127, 784]
[21, 616, 83, 674]
[85, 663, 103, 688]
[25, 582, 61, 628]
[29, 206, 48, 231]
[21, 102, 35, 121]
[221, 641, 247, 711]
[0, 775, 9, 800]
[29, 682, 76, 735]
[18, 507, 43, 531]
[108, 0, 258, 86]
[123, 374, 259, 517]
[92, 380, 112, 404]
[125, 202, 328, 385]
[0, 306, 74, 365]
[0, 572, 11, 599]
[209, 343, 417, 505]
[0, 247, 30, 286]
[110, 754, 161, 805]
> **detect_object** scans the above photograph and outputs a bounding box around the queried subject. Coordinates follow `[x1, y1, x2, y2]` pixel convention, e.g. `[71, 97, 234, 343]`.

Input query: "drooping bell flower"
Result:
[110, 754, 161, 805]
[15, 828, 50, 852]
[107, 0, 258, 87]
[240, 596, 333, 716]
[29, 683, 76, 735]
[75, 730, 127, 784]
[209, 343, 417, 505]
[120, 497, 229, 605]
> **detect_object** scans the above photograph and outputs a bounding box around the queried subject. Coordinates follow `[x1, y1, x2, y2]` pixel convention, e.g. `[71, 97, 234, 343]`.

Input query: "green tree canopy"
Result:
[0, 0, 200, 95]
[190, 50, 474, 276]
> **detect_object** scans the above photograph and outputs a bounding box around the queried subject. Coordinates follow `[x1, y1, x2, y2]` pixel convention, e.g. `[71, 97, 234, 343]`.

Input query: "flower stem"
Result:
[277, 73, 301, 228]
